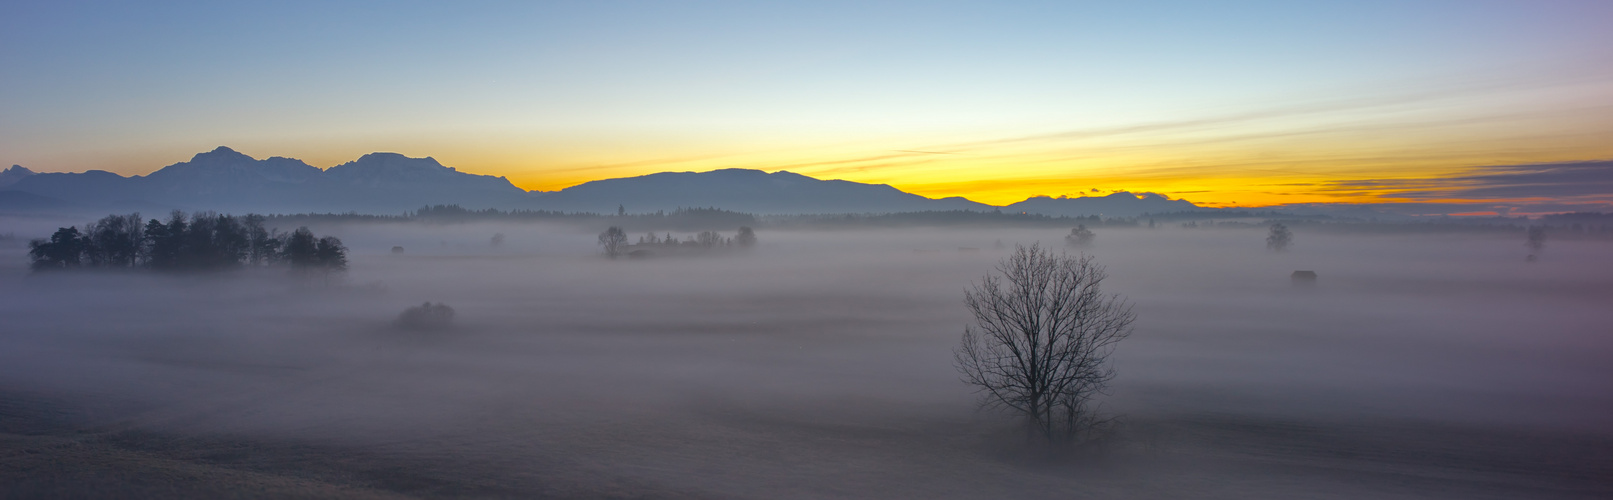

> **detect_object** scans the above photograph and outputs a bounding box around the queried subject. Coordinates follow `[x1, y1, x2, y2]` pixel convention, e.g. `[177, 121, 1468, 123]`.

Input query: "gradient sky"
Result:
[4, 1, 1612, 207]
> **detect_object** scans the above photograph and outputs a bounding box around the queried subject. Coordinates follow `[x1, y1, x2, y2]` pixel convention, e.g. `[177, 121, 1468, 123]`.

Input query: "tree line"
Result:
[27, 211, 347, 274]
[598, 226, 757, 258]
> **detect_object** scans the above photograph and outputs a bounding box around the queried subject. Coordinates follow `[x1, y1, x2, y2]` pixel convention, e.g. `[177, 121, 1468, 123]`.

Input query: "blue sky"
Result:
[4, 1, 1611, 206]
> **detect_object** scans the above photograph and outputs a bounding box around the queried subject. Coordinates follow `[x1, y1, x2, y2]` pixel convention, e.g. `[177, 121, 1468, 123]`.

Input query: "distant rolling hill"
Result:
[529, 168, 991, 215]
[1003, 193, 1204, 218]
[4, 147, 529, 215]
[0, 190, 79, 212]
[2, 147, 1204, 217]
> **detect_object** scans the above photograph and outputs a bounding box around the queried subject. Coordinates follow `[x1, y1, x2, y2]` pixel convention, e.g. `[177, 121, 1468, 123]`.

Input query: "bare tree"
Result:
[955, 244, 1135, 444]
[696, 230, 722, 247]
[598, 226, 627, 258]
[1266, 223, 1292, 252]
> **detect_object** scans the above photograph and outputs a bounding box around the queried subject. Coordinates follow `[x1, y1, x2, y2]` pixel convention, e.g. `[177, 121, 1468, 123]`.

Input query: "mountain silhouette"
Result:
[4, 147, 527, 214]
[0, 165, 35, 188]
[1003, 193, 1204, 218]
[1, 147, 1204, 216]
[528, 168, 991, 214]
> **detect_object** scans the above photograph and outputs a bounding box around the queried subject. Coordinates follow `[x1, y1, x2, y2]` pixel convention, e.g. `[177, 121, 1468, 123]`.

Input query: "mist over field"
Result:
[2, 220, 1610, 498]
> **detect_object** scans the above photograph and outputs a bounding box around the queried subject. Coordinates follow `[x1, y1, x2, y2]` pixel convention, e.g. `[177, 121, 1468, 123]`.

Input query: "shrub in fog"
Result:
[1291, 270, 1318, 286]
[1266, 223, 1292, 252]
[396, 302, 456, 331]
[955, 244, 1135, 444]
[1065, 225, 1094, 247]
[736, 226, 757, 247]
[598, 226, 628, 258]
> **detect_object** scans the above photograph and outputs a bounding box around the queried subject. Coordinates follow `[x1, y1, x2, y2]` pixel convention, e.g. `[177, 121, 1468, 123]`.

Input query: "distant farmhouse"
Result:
[1291, 270, 1318, 286]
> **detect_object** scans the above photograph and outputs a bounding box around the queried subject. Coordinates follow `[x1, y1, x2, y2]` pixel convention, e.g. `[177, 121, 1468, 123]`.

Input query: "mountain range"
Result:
[0, 147, 1205, 217]
[1, 148, 528, 215]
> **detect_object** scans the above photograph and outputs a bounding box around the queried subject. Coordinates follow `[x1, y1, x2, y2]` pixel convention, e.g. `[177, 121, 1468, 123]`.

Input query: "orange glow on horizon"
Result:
[17, 76, 1613, 211]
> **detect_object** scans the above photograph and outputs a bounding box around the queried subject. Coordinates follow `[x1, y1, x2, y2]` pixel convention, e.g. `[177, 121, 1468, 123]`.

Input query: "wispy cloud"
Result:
[1324, 160, 1613, 201]
[917, 73, 1602, 152]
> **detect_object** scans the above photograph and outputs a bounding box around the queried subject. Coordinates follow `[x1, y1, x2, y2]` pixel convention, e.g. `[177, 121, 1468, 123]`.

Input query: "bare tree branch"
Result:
[955, 243, 1134, 444]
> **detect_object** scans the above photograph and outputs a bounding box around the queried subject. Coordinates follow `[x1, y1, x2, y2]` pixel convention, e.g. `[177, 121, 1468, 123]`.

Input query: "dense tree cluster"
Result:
[28, 211, 346, 274]
[632, 226, 756, 249]
[610, 227, 759, 259]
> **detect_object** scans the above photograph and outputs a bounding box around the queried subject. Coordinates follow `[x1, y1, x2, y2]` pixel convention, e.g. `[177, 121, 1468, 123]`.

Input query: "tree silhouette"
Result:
[27, 227, 85, 271]
[314, 236, 348, 272]
[278, 227, 347, 282]
[145, 211, 189, 270]
[598, 226, 627, 258]
[185, 212, 249, 271]
[82, 213, 144, 267]
[955, 244, 1135, 444]
[696, 230, 722, 247]
[1267, 223, 1293, 252]
[735, 226, 757, 247]
[281, 227, 320, 268]
[243, 214, 280, 265]
[27, 211, 343, 275]
[1526, 225, 1546, 260]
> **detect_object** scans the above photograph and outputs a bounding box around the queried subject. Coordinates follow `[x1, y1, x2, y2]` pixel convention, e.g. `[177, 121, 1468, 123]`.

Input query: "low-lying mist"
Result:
[2, 220, 1610, 498]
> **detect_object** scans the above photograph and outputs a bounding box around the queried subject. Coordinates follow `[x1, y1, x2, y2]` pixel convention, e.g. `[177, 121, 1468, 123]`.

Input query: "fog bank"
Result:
[2, 221, 1609, 498]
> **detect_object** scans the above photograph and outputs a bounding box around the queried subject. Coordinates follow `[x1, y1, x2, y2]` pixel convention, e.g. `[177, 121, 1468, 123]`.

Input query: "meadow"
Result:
[2, 221, 1609, 498]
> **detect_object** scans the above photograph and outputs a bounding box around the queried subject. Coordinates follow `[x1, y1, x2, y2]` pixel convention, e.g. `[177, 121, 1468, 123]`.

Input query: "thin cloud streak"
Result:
[1321, 160, 1613, 202]
[914, 72, 1609, 153]
[659, 73, 1613, 206]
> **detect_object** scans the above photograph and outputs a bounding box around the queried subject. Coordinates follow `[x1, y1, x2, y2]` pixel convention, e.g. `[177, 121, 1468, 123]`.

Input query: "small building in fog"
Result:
[1291, 270, 1317, 286]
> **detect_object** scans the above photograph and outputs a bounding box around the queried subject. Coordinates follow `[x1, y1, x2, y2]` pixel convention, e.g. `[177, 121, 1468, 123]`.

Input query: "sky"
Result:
[3, 0, 1612, 208]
